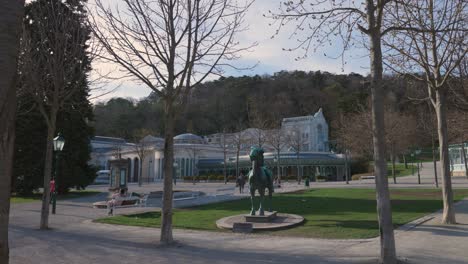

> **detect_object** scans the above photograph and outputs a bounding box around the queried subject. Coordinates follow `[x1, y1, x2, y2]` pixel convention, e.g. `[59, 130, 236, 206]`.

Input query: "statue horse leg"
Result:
[250, 186, 256, 216]
[258, 187, 265, 216]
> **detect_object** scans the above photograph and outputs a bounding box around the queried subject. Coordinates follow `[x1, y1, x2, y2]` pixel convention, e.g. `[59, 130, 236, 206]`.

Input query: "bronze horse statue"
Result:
[248, 146, 274, 216]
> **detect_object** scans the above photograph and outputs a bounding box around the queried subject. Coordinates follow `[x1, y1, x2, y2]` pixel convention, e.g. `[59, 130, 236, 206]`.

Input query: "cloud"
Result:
[88, 0, 371, 101]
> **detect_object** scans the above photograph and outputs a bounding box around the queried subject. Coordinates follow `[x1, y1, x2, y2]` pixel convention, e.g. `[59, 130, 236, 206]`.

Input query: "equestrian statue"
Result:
[248, 146, 274, 216]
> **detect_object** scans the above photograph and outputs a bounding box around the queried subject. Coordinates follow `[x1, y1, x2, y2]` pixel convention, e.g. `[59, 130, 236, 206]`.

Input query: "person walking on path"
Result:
[237, 172, 246, 193]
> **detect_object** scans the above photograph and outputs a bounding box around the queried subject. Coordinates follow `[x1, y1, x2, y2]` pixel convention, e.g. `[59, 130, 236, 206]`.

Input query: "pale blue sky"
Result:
[90, 0, 370, 103]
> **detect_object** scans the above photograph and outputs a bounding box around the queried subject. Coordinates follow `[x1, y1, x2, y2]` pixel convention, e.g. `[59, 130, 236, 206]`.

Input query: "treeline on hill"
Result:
[94, 71, 369, 138]
[12, 0, 96, 195]
[93, 70, 468, 163]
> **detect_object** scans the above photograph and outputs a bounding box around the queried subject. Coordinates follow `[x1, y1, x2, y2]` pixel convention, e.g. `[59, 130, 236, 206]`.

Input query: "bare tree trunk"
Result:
[277, 149, 281, 184]
[461, 143, 468, 179]
[432, 130, 439, 188]
[223, 149, 227, 184]
[391, 153, 396, 184]
[403, 155, 407, 169]
[40, 115, 57, 230]
[296, 156, 300, 184]
[161, 108, 175, 245]
[417, 161, 421, 184]
[344, 151, 349, 184]
[435, 89, 456, 224]
[236, 149, 240, 178]
[369, 27, 396, 262]
[0, 1, 24, 261]
[138, 158, 143, 187]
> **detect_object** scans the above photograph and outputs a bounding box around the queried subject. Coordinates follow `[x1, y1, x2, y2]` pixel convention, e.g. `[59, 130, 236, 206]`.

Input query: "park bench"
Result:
[360, 176, 375, 180]
[92, 196, 140, 209]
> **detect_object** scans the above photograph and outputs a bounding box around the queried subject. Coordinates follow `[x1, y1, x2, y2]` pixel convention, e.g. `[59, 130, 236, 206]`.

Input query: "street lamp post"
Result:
[52, 133, 65, 215]
[415, 149, 421, 184]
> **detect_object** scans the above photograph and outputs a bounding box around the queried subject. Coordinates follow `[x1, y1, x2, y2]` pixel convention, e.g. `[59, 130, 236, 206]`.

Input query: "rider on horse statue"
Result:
[248, 146, 274, 216]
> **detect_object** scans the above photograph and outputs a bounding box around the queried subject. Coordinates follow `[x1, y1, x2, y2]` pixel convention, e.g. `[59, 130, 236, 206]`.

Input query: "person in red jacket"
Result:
[49, 179, 56, 205]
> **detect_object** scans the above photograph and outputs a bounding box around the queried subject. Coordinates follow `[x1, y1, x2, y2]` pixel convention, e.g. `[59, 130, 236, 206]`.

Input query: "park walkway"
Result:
[9, 163, 468, 264]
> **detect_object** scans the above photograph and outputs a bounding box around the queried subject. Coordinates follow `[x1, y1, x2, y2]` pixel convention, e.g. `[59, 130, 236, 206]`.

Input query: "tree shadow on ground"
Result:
[411, 224, 468, 237]
[9, 223, 377, 264]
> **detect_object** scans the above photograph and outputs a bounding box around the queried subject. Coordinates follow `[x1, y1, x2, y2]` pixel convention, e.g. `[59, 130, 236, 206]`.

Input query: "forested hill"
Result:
[92, 70, 465, 142]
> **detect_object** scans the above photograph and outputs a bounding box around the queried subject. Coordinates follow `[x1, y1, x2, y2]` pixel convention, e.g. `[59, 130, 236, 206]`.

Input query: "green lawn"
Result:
[11, 190, 100, 204]
[95, 188, 468, 239]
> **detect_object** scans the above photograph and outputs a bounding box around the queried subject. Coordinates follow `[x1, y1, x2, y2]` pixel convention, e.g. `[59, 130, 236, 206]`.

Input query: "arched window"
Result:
[133, 157, 139, 182]
[127, 158, 132, 182]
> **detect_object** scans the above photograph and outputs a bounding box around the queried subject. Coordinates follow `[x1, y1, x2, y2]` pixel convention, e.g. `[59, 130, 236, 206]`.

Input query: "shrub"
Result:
[182, 176, 193, 181]
[199, 175, 208, 181]
[316, 175, 327, 181]
[351, 175, 361, 181]
[350, 159, 371, 175]
[206, 175, 214, 181]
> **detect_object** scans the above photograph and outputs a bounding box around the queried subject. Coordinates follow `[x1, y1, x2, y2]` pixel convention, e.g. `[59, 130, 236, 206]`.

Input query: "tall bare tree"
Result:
[385, 110, 418, 184]
[20, 0, 91, 230]
[111, 142, 123, 160]
[0, 1, 24, 262]
[338, 106, 418, 184]
[217, 130, 229, 184]
[248, 105, 269, 148]
[416, 101, 440, 187]
[265, 128, 286, 184]
[384, 0, 467, 224]
[269, 1, 413, 260]
[232, 126, 247, 178]
[133, 139, 154, 186]
[186, 144, 202, 184]
[336, 109, 374, 160]
[91, 0, 252, 244]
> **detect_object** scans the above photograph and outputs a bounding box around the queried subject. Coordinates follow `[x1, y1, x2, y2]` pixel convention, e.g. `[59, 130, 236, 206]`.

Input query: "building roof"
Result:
[174, 133, 206, 144]
[282, 108, 324, 124]
[141, 135, 164, 143]
[91, 136, 126, 144]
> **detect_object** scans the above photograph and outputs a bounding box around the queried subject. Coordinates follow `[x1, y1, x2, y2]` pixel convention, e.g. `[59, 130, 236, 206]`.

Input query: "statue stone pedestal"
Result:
[244, 211, 277, 223]
[217, 212, 304, 231]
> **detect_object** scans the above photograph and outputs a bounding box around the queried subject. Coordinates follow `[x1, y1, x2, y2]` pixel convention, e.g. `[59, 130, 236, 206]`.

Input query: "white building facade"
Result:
[90, 109, 343, 184]
[281, 108, 329, 152]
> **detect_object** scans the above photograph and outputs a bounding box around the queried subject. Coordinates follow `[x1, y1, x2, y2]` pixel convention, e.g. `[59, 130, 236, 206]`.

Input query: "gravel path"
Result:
[9, 162, 468, 264]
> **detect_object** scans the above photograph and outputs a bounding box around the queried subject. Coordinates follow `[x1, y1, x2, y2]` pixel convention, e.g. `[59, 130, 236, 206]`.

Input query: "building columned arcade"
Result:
[90, 109, 347, 184]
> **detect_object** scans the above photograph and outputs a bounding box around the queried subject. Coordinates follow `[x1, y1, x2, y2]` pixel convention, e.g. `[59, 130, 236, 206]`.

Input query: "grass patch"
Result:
[95, 188, 468, 239]
[10, 196, 40, 204]
[387, 163, 417, 178]
[11, 190, 100, 204]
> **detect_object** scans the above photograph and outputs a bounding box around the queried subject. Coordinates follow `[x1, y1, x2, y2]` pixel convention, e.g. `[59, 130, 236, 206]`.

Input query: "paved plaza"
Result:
[9, 162, 468, 264]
